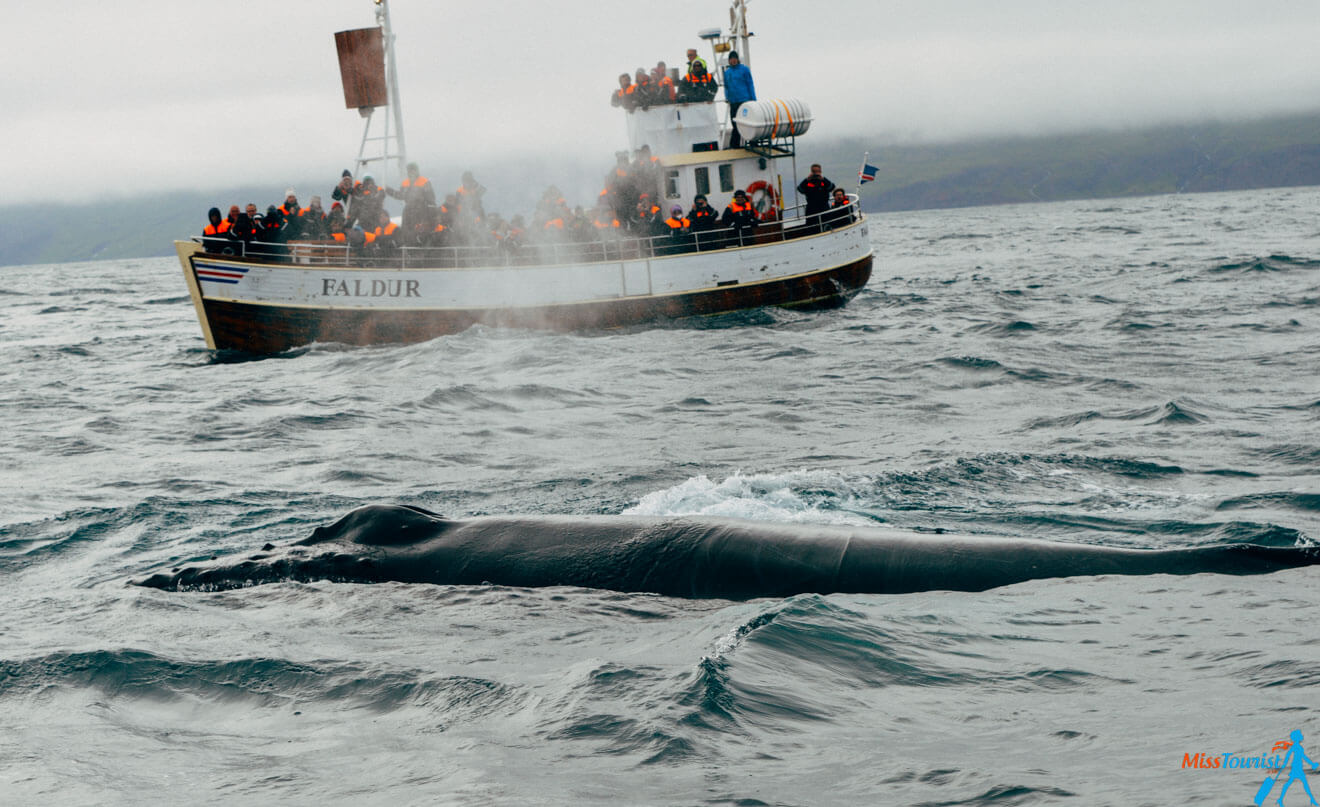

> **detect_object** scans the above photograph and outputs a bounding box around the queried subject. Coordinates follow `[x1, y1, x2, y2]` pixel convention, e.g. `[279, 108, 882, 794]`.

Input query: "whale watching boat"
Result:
[175, 0, 873, 353]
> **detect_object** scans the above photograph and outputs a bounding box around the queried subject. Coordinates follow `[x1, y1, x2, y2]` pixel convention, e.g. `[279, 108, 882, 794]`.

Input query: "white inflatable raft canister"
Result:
[732, 98, 813, 141]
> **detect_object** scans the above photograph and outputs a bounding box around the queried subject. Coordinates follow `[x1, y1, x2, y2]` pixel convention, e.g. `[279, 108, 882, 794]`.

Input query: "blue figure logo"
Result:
[1257, 730, 1320, 806]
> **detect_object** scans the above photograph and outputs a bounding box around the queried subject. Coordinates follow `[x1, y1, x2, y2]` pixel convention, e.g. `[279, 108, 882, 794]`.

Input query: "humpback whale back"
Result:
[302, 504, 456, 547]
[138, 505, 1320, 598]
[834, 533, 1319, 594]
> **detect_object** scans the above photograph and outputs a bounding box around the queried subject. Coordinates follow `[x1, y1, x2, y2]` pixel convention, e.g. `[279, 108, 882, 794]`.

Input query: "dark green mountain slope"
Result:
[823, 113, 1320, 211]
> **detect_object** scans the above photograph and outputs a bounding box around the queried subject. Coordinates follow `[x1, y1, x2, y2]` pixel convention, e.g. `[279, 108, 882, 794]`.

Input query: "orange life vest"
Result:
[664, 216, 690, 230]
[655, 76, 675, 102]
[203, 221, 231, 236]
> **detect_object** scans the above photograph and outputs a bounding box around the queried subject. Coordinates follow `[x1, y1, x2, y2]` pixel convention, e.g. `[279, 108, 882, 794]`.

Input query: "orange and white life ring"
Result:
[745, 180, 777, 219]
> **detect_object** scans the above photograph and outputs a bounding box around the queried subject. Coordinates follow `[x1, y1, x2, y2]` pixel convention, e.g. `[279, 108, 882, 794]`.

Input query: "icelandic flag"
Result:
[859, 163, 878, 184]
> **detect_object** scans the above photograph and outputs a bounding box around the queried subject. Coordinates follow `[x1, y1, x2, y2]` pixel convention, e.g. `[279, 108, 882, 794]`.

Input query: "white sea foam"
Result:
[623, 469, 875, 526]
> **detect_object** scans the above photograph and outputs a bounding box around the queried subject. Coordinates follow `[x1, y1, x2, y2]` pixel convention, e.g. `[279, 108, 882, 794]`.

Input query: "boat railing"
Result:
[194, 197, 862, 269]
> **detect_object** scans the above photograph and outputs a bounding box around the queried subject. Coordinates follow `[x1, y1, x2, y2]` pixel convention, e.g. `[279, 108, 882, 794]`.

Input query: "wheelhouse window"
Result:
[665, 170, 681, 199]
[718, 163, 735, 193]
[693, 167, 710, 197]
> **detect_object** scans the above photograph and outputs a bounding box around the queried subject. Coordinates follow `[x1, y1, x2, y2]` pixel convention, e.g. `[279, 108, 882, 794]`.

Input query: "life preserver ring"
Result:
[745, 180, 777, 219]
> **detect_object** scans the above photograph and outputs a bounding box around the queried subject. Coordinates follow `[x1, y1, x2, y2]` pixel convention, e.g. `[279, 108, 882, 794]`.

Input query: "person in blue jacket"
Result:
[722, 51, 756, 148]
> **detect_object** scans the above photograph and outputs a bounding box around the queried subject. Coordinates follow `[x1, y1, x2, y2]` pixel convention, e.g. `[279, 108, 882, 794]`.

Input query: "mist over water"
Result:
[2, 187, 1319, 804]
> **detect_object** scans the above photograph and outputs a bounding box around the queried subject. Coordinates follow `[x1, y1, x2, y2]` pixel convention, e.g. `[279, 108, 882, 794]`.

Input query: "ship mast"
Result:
[729, 0, 751, 67]
[350, 0, 408, 188]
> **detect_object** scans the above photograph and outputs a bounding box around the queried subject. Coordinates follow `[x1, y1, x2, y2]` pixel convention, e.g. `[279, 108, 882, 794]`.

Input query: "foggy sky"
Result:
[5, 0, 1318, 205]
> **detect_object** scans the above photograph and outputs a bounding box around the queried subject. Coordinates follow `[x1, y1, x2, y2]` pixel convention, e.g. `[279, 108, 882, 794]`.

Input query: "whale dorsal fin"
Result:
[298, 504, 454, 547]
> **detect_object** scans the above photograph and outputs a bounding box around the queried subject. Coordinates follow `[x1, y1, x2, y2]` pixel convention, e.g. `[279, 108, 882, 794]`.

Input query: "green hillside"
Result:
[0, 185, 306, 268]
[822, 113, 1320, 211]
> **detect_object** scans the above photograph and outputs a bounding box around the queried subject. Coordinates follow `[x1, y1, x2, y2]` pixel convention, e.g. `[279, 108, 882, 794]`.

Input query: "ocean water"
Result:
[2, 187, 1319, 806]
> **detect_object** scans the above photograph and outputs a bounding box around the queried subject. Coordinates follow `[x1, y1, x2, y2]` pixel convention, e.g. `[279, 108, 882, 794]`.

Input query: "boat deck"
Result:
[199, 205, 862, 270]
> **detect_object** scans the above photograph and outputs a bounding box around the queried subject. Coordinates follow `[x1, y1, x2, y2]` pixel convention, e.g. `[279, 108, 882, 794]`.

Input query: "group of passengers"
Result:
[796, 163, 856, 232]
[596, 144, 760, 250]
[201, 192, 334, 256]
[202, 151, 856, 261]
[202, 166, 485, 256]
[611, 48, 717, 110]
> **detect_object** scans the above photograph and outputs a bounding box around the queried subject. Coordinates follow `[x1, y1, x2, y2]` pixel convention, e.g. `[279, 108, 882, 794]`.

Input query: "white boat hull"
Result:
[177, 218, 873, 353]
